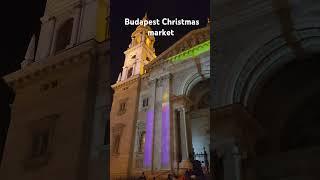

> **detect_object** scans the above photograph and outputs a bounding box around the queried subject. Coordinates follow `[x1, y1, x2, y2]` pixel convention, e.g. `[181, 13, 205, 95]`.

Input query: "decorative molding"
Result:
[233, 27, 320, 105]
[4, 40, 99, 90]
[171, 95, 193, 110]
[111, 75, 140, 90]
[145, 25, 210, 72]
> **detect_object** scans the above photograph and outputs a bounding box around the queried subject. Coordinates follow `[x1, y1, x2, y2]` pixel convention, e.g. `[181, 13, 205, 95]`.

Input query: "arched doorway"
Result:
[248, 55, 320, 179]
[187, 79, 210, 174]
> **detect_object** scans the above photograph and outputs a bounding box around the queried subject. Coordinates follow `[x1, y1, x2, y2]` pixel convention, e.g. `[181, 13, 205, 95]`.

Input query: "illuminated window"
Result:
[55, 18, 74, 53]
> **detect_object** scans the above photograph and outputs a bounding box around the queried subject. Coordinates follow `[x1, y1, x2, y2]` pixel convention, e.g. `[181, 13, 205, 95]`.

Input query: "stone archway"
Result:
[246, 56, 320, 179]
[187, 79, 210, 175]
[214, 27, 320, 180]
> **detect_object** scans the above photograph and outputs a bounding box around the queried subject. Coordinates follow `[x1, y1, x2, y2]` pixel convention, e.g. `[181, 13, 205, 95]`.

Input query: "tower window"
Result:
[127, 67, 133, 78]
[142, 98, 149, 108]
[113, 135, 121, 154]
[55, 18, 74, 53]
[112, 123, 125, 155]
[119, 102, 126, 112]
[118, 99, 128, 115]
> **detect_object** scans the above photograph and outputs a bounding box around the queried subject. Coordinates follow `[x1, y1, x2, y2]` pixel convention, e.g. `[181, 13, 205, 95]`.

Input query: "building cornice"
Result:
[4, 40, 102, 90]
[111, 75, 140, 90]
[145, 25, 210, 72]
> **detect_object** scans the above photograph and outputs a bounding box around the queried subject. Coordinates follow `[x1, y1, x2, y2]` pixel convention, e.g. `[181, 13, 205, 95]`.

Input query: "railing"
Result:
[192, 147, 210, 174]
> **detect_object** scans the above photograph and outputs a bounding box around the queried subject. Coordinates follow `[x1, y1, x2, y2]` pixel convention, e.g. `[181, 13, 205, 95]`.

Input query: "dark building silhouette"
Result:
[213, 0, 320, 179]
[0, 79, 14, 164]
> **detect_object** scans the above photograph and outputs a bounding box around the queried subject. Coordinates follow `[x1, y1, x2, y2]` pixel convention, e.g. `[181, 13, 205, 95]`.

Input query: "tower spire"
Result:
[143, 12, 148, 21]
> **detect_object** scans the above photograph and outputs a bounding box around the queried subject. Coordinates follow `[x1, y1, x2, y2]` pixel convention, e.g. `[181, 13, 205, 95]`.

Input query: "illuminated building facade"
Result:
[110, 14, 210, 179]
[0, 0, 110, 180]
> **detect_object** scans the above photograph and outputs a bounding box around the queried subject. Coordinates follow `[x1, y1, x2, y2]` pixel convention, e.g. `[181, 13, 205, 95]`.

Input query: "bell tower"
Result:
[110, 14, 156, 179]
[117, 14, 156, 82]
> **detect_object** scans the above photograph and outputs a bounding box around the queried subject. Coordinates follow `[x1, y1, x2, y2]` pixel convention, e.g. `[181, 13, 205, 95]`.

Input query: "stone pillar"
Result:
[121, 67, 127, 81]
[221, 142, 243, 180]
[70, 3, 82, 46]
[35, 16, 56, 61]
[173, 109, 181, 173]
[160, 74, 171, 170]
[213, 104, 261, 180]
[144, 79, 157, 171]
[233, 144, 242, 180]
[171, 96, 193, 175]
[132, 63, 136, 75]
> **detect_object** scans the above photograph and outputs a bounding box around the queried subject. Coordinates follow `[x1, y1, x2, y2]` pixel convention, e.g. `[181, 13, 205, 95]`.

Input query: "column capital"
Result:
[160, 73, 172, 80]
[171, 95, 193, 110]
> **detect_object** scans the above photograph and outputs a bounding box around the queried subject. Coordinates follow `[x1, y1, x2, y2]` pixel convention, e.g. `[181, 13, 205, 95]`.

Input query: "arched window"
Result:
[138, 132, 146, 153]
[55, 18, 74, 53]
[113, 134, 120, 154]
[127, 67, 133, 78]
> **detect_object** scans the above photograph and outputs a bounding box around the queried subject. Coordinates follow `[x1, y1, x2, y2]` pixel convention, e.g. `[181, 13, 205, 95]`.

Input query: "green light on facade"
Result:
[168, 40, 210, 62]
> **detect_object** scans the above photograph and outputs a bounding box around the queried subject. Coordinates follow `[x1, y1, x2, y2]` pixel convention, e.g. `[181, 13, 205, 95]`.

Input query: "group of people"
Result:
[138, 165, 208, 180]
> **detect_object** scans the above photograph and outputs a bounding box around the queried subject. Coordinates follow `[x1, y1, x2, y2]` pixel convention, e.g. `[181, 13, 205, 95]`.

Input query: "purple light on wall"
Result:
[144, 109, 154, 167]
[161, 102, 170, 167]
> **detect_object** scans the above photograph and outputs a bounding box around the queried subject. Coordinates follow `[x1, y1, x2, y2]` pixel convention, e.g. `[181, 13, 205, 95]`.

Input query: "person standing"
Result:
[139, 172, 147, 180]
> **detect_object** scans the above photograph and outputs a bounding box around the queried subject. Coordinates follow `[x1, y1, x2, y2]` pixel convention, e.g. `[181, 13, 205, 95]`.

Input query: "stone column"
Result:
[179, 106, 193, 174]
[132, 63, 136, 75]
[220, 140, 243, 180]
[69, 3, 82, 46]
[171, 96, 193, 175]
[35, 16, 56, 61]
[213, 104, 261, 180]
[121, 67, 128, 81]
[160, 74, 171, 170]
[233, 144, 242, 180]
[144, 79, 157, 171]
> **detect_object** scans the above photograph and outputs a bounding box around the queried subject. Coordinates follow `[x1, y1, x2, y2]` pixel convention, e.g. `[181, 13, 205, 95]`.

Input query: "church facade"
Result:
[110, 15, 210, 179]
[0, 0, 110, 180]
[212, 0, 320, 180]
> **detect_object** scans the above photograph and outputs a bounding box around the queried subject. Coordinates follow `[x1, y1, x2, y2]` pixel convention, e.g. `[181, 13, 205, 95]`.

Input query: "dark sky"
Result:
[0, 1, 46, 160]
[1, 1, 46, 77]
[110, 0, 210, 83]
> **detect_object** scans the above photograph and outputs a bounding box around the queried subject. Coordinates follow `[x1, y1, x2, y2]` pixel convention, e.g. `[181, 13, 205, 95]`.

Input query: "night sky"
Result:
[1, 1, 46, 77]
[0, 1, 46, 162]
[110, 0, 210, 83]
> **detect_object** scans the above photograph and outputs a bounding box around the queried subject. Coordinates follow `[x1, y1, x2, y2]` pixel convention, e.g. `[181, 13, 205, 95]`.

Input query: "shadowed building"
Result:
[0, 79, 14, 164]
[213, 0, 320, 179]
[0, 0, 110, 180]
[110, 14, 210, 179]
